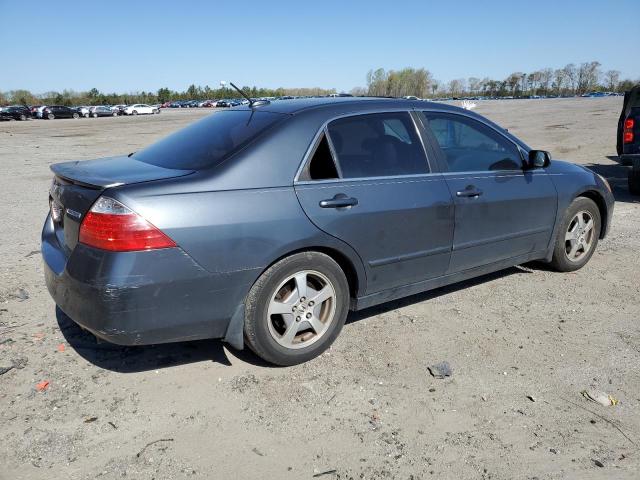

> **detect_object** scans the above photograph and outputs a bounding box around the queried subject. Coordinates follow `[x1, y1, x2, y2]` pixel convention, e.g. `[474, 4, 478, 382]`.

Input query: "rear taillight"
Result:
[624, 131, 635, 144]
[79, 197, 176, 252]
[623, 117, 635, 144]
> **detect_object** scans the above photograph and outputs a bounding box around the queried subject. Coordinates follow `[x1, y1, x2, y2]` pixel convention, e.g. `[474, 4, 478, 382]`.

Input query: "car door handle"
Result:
[456, 186, 483, 198]
[319, 195, 358, 209]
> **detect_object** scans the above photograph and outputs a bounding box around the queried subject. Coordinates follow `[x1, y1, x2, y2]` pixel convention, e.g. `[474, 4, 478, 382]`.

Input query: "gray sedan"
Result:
[43, 98, 614, 365]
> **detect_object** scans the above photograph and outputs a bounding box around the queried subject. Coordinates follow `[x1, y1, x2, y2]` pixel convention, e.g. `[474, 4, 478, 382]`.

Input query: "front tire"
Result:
[19, 114, 26, 121]
[72, 113, 79, 119]
[132, 110, 138, 115]
[47, 113, 54, 120]
[549, 197, 601, 272]
[244, 252, 350, 366]
[112, 111, 118, 116]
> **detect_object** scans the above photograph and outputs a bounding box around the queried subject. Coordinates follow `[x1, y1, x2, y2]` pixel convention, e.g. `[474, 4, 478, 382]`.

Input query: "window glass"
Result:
[421, 112, 522, 172]
[327, 112, 428, 178]
[307, 134, 339, 180]
[133, 110, 286, 170]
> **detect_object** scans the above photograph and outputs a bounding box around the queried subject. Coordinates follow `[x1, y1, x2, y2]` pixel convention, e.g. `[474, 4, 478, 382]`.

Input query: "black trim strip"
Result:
[453, 226, 551, 251]
[368, 246, 451, 267]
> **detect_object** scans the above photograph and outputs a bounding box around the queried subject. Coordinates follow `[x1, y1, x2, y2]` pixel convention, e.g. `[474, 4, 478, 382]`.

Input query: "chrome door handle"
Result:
[456, 186, 483, 198]
[319, 195, 358, 208]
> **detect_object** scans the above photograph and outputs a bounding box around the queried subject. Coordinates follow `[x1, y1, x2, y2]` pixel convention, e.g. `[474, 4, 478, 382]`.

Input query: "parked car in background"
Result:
[124, 104, 157, 115]
[42, 97, 614, 365]
[618, 85, 640, 194]
[32, 105, 47, 118]
[76, 106, 91, 118]
[110, 104, 127, 116]
[90, 106, 118, 117]
[0, 105, 31, 120]
[42, 106, 80, 119]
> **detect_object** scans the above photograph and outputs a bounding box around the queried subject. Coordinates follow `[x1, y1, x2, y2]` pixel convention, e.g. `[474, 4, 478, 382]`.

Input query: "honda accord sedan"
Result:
[43, 98, 614, 365]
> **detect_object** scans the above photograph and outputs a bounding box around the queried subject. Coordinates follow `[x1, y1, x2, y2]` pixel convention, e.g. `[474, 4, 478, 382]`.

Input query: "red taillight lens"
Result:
[79, 197, 176, 251]
[624, 118, 636, 144]
[624, 131, 634, 144]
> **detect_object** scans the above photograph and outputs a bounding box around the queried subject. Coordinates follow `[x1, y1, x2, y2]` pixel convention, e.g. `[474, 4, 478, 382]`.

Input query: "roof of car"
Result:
[237, 96, 464, 115]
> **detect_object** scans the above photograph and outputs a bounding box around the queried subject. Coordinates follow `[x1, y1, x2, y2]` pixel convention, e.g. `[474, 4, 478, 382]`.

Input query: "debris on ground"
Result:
[582, 389, 618, 406]
[593, 459, 604, 467]
[83, 416, 98, 423]
[57, 343, 65, 352]
[36, 380, 50, 391]
[428, 361, 452, 379]
[313, 469, 338, 477]
[526, 395, 536, 402]
[0, 365, 14, 376]
[136, 438, 174, 458]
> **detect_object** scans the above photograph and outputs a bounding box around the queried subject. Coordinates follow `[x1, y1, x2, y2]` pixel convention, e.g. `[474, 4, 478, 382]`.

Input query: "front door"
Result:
[295, 111, 454, 294]
[419, 111, 557, 273]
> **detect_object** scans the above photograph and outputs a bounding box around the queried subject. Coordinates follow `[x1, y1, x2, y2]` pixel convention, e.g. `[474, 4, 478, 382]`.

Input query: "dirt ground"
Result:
[1, 98, 639, 480]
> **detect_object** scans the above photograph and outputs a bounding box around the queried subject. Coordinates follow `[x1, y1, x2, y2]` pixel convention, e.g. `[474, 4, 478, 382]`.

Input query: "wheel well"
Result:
[262, 247, 360, 299]
[578, 190, 607, 239]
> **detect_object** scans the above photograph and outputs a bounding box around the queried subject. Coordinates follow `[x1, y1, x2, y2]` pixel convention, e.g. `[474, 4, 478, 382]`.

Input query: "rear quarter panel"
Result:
[109, 178, 367, 297]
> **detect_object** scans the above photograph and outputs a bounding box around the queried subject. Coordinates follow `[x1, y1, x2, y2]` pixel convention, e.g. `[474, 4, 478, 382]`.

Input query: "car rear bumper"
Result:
[621, 153, 640, 165]
[42, 214, 254, 346]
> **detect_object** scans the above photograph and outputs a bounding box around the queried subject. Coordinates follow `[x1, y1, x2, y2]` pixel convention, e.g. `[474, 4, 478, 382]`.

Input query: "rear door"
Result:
[418, 111, 557, 273]
[295, 111, 454, 294]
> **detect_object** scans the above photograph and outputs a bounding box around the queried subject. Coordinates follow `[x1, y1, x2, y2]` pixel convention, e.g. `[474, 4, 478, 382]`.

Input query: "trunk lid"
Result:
[50, 155, 194, 188]
[49, 156, 193, 253]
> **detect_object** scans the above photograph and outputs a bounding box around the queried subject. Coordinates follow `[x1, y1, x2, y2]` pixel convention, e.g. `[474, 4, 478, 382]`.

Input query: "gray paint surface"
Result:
[42, 98, 615, 346]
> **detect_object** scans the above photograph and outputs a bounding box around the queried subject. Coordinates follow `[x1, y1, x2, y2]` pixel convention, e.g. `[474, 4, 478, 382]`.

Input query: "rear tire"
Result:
[73, 113, 79, 119]
[549, 197, 601, 272]
[132, 110, 138, 115]
[19, 114, 26, 121]
[244, 252, 350, 366]
[47, 113, 54, 120]
[112, 111, 118, 116]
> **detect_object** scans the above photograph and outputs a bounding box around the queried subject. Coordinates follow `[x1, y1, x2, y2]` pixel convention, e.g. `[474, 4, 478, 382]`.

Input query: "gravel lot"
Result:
[1, 98, 639, 480]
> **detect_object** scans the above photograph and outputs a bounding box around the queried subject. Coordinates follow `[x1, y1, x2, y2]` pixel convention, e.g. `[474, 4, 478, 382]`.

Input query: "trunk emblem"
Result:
[65, 208, 82, 220]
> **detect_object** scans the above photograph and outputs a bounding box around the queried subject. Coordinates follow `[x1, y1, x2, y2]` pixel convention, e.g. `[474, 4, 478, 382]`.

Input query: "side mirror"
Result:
[526, 150, 551, 169]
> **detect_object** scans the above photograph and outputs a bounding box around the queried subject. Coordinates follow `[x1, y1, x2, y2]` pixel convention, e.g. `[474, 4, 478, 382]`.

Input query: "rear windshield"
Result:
[133, 110, 286, 170]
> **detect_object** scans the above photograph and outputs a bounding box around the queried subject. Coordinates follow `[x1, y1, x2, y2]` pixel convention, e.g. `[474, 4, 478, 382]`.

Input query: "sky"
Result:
[1, 0, 638, 94]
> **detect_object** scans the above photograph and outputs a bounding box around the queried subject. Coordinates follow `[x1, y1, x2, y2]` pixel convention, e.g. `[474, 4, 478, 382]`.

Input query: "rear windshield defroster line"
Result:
[133, 110, 287, 170]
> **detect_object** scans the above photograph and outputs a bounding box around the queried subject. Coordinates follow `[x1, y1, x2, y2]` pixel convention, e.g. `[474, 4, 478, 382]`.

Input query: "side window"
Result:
[327, 112, 429, 178]
[421, 112, 523, 172]
[306, 133, 339, 180]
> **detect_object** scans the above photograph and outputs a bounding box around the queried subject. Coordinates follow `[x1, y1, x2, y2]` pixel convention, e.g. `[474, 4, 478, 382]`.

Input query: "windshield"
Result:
[133, 110, 286, 170]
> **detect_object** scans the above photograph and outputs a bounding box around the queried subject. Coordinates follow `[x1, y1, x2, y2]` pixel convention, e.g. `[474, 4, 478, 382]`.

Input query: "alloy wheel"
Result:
[267, 270, 337, 349]
[564, 210, 595, 262]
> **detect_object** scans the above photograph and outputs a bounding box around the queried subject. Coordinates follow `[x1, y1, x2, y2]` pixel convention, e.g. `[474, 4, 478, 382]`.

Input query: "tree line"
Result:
[0, 85, 337, 107]
[1, 60, 637, 106]
[358, 61, 637, 98]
